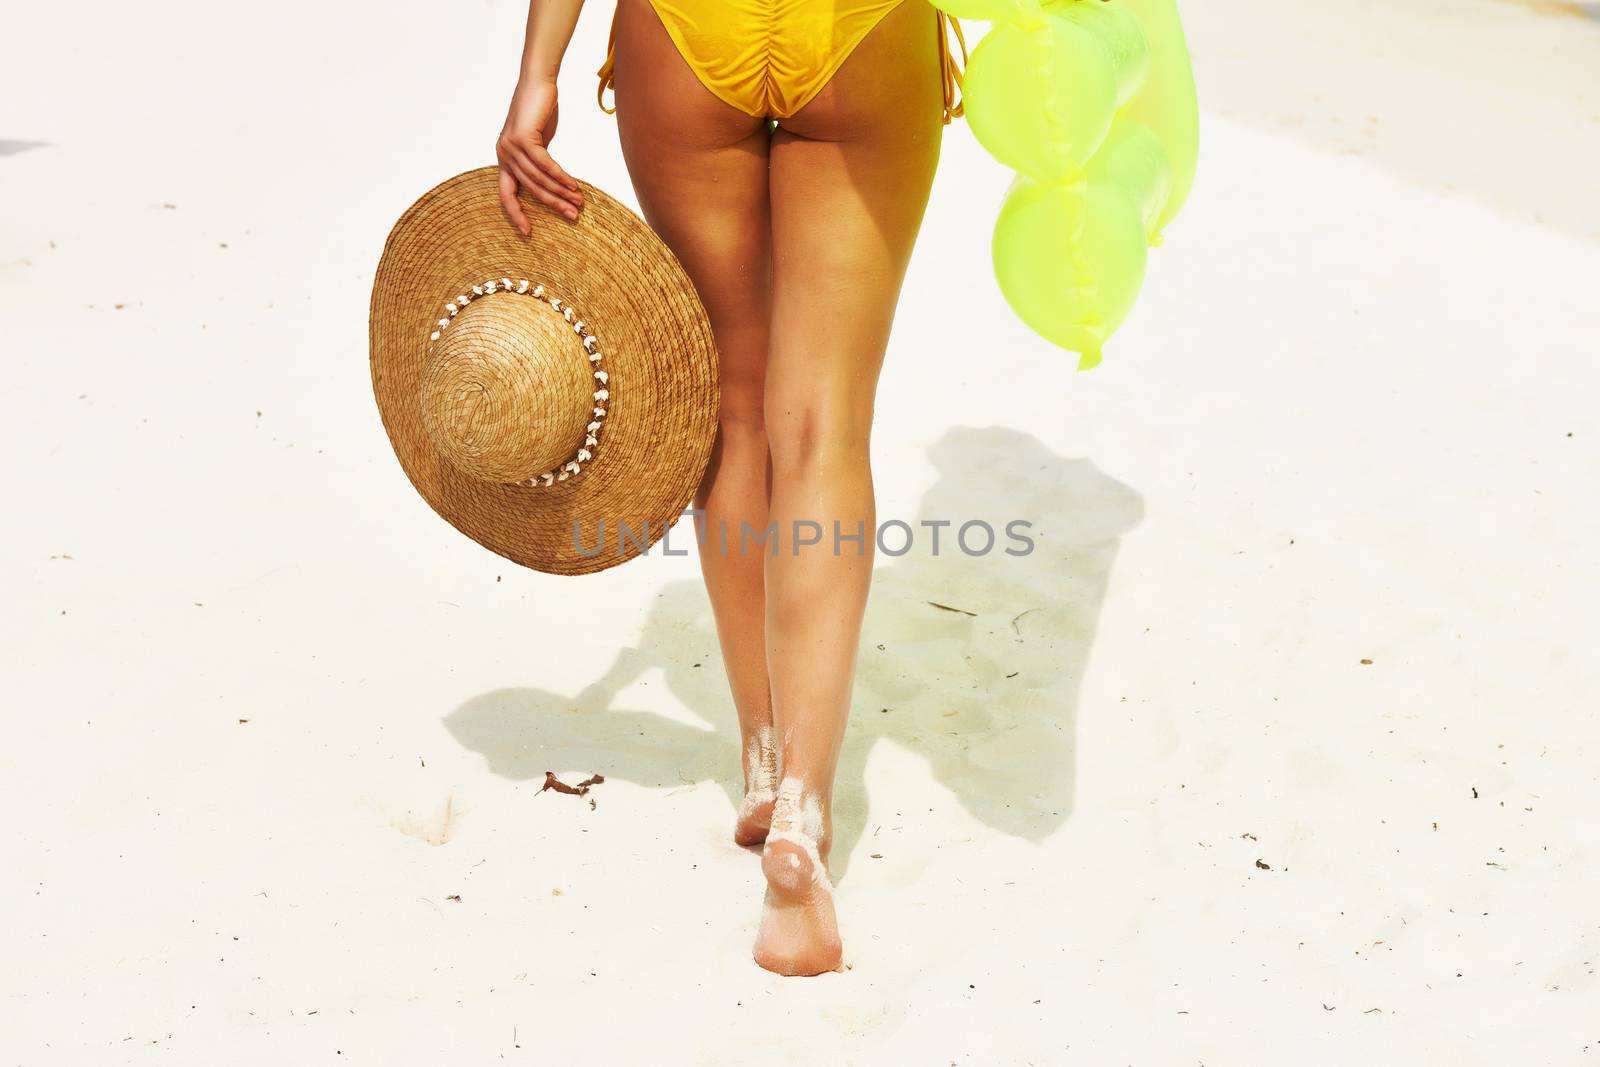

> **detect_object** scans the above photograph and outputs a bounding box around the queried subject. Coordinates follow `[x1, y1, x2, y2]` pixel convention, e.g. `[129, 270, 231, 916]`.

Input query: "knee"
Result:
[718, 382, 767, 442]
[765, 398, 873, 477]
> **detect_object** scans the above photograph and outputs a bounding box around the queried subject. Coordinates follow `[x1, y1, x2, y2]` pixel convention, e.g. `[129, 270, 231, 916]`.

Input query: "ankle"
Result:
[743, 724, 778, 800]
[771, 776, 831, 858]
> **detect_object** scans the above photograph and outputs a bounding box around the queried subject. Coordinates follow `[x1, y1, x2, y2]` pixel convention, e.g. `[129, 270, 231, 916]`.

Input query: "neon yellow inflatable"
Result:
[942, 0, 1199, 370]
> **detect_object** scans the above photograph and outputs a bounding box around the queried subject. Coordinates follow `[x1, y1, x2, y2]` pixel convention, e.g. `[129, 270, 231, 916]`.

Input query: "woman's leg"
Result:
[611, 0, 781, 840]
[755, 0, 948, 975]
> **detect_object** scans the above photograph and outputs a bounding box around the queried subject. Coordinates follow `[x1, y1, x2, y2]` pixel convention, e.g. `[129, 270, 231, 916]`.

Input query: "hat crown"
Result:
[419, 295, 592, 484]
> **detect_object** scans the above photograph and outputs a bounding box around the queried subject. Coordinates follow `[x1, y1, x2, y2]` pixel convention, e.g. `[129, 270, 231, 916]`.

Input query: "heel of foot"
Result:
[753, 879, 843, 976]
[762, 831, 829, 898]
[735, 786, 775, 845]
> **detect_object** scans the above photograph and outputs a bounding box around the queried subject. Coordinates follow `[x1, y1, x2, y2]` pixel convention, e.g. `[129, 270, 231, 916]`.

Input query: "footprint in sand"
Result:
[391, 794, 462, 846]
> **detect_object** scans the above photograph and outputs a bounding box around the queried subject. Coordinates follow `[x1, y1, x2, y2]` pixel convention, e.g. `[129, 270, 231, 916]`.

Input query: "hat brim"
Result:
[369, 168, 719, 575]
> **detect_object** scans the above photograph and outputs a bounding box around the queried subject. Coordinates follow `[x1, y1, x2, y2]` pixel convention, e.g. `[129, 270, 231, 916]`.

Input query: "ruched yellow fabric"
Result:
[596, 0, 966, 124]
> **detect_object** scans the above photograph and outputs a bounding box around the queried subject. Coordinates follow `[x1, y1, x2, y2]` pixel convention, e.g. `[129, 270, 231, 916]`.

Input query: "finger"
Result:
[501, 136, 580, 204]
[502, 143, 579, 219]
[504, 151, 575, 218]
[529, 142, 581, 195]
[503, 153, 580, 222]
[512, 142, 581, 207]
[503, 144, 582, 217]
[497, 166, 530, 236]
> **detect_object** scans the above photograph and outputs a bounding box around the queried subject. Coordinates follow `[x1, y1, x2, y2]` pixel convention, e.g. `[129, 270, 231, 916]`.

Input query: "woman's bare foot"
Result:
[753, 778, 842, 975]
[734, 725, 777, 847]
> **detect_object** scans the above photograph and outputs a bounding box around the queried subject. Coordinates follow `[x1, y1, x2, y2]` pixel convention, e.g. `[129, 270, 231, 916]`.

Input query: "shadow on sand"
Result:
[444, 426, 1144, 878]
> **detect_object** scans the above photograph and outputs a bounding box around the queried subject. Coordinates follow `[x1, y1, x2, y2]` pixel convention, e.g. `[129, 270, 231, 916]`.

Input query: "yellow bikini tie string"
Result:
[938, 11, 967, 125]
[596, 12, 619, 115]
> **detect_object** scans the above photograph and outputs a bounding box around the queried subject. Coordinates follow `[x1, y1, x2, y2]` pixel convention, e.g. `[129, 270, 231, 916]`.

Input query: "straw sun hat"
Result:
[369, 167, 720, 575]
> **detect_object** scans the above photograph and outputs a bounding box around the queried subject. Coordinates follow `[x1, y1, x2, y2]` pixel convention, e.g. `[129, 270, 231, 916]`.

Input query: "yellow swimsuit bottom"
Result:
[596, 0, 966, 124]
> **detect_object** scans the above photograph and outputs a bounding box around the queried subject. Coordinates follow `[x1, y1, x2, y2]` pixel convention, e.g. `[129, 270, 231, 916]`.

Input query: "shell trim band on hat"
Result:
[427, 277, 610, 487]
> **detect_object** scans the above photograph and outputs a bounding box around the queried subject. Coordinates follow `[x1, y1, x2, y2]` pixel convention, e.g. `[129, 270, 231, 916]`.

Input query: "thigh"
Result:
[766, 0, 947, 437]
[611, 0, 775, 413]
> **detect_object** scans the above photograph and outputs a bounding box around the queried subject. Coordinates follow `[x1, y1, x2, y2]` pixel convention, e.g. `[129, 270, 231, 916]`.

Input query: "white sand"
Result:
[3, 1, 1598, 1061]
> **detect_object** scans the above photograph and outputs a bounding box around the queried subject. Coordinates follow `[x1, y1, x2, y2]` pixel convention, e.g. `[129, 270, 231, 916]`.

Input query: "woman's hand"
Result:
[497, 78, 584, 234]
